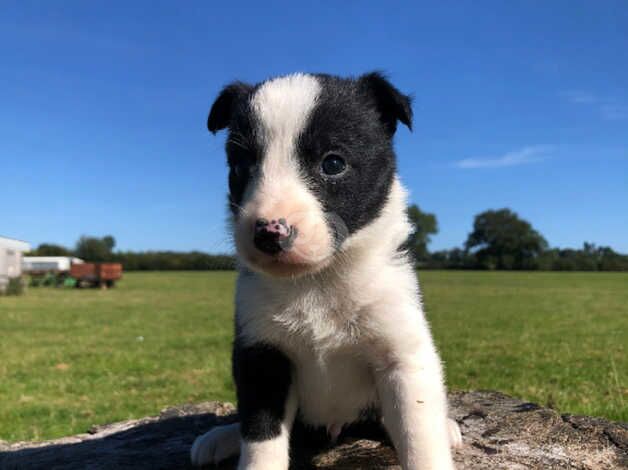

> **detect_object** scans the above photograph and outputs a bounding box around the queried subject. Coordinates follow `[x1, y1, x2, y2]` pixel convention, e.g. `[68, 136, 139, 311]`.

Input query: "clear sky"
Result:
[2, 1, 627, 253]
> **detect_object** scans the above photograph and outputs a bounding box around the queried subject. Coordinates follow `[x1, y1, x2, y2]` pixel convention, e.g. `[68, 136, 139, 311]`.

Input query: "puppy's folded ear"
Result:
[358, 72, 413, 136]
[207, 82, 253, 134]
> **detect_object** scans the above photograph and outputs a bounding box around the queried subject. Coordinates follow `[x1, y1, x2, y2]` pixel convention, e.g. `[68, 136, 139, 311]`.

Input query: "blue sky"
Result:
[2, 1, 627, 253]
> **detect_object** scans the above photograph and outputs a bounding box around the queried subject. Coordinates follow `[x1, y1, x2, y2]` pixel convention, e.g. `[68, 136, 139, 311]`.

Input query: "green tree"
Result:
[103, 236, 116, 252]
[465, 209, 547, 270]
[30, 243, 71, 256]
[75, 235, 115, 262]
[407, 204, 438, 262]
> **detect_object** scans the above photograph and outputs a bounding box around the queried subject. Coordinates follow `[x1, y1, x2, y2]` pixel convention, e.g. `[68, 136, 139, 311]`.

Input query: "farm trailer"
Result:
[70, 263, 123, 288]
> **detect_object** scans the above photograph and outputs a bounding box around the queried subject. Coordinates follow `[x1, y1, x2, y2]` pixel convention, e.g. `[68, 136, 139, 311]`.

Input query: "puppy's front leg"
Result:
[234, 342, 297, 470]
[375, 350, 454, 470]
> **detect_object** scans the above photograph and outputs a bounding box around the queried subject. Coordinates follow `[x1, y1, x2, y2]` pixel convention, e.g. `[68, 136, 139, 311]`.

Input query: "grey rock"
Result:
[1, 391, 626, 469]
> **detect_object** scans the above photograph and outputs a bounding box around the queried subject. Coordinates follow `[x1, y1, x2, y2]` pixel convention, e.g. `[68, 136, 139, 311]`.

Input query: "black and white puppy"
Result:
[191, 72, 461, 470]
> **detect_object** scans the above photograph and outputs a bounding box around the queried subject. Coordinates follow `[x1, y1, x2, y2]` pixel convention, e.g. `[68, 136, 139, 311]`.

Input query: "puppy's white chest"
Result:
[292, 349, 377, 427]
[236, 272, 393, 427]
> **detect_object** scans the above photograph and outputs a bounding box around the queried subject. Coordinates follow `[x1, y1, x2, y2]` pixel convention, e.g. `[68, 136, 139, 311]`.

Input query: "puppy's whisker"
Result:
[227, 138, 251, 151]
[230, 131, 247, 141]
[229, 202, 251, 215]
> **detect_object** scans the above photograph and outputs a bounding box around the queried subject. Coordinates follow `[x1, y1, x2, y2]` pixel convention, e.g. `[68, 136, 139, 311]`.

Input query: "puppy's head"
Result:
[208, 72, 412, 278]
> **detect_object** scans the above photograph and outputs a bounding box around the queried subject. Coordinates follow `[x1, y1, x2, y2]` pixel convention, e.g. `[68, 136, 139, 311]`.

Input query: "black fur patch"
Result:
[206, 82, 259, 215]
[295, 73, 406, 236]
[207, 82, 254, 134]
[208, 72, 412, 235]
[289, 408, 390, 462]
[232, 340, 292, 441]
[224, 108, 259, 215]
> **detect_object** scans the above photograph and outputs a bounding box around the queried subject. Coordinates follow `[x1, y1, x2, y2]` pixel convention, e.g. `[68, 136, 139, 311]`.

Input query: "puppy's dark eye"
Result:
[232, 164, 244, 178]
[232, 162, 253, 179]
[321, 153, 347, 176]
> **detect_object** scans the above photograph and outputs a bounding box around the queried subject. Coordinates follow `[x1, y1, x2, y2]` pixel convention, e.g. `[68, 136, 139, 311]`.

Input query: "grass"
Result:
[420, 271, 627, 423]
[0, 271, 626, 442]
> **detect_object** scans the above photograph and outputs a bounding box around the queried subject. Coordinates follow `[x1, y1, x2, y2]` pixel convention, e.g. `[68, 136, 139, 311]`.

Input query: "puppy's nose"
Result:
[254, 218, 297, 255]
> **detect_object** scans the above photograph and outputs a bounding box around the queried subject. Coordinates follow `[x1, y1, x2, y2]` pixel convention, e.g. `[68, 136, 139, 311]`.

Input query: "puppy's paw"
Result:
[447, 418, 463, 449]
[191, 423, 241, 467]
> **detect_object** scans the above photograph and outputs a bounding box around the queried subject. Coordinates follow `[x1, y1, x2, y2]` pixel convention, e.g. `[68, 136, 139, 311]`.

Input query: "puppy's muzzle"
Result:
[254, 218, 298, 255]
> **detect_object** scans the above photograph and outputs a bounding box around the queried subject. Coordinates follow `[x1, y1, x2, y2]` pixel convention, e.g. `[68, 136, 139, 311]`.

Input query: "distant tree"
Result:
[103, 236, 116, 252]
[75, 235, 115, 262]
[465, 209, 548, 270]
[407, 204, 438, 262]
[112, 251, 236, 270]
[596, 245, 628, 271]
[30, 243, 71, 256]
[425, 248, 476, 269]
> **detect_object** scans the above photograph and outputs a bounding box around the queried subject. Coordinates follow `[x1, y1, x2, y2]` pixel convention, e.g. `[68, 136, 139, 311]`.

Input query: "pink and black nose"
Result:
[254, 218, 298, 255]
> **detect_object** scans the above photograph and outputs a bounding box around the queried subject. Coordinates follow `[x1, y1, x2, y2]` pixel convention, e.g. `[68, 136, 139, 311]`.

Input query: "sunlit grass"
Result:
[422, 271, 627, 423]
[0, 270, 626, 442]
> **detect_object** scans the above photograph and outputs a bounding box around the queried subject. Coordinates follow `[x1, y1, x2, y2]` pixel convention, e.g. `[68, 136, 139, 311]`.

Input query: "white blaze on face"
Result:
[234, 74, 334, 276]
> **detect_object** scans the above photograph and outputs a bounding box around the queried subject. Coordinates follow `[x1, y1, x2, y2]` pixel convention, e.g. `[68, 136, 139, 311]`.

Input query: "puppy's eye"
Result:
[321, 153, 347, 176]
[232, 162, 254, 179]
[232, 164, 244, 178]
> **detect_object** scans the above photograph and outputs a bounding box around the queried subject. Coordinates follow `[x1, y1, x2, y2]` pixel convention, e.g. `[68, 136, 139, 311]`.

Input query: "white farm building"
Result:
[22, 256, 84, 273]
[0, 236, 31, 294]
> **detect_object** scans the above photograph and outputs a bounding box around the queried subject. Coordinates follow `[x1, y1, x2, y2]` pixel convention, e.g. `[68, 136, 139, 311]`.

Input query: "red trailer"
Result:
[70, 263, 123, 288]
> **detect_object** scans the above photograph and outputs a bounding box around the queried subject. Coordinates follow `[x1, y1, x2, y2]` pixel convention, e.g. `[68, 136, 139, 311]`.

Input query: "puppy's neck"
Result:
[340, 177, 412, 264]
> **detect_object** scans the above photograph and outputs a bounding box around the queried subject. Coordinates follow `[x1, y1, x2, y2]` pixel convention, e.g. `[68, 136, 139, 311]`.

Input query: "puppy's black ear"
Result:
[358, 72, 412, 135]
[207, 82, 253, 134]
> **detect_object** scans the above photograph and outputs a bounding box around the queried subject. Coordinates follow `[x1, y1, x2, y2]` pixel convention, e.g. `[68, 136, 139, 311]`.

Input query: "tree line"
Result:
[29, 207, 628, 271]
[29, 237, 236, 271]
[407, 206, 628, 271]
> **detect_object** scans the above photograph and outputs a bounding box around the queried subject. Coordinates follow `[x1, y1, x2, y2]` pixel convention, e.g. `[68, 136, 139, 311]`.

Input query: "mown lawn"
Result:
[0, 271, 626, 442]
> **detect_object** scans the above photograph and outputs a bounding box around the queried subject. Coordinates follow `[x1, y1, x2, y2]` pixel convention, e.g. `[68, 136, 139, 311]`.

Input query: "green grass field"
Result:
[0, 271, 626, 442]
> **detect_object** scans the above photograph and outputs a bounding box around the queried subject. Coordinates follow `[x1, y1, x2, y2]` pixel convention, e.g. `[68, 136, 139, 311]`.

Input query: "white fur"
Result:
[234, 74, 335, 275]
[238, 385, 298, 470]
[233, 180, 457, 469]
[190, 423, 240, 466]
[448, 417, 463, 448]
[195, 417, 462, 467]
[194, 73, 458, 469]
[251, 73, 321, 151]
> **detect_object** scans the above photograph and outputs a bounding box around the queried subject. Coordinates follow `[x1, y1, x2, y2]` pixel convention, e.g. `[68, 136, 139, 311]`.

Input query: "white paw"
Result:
[191, 423, 241, 467]
[447, 418, 463, 449]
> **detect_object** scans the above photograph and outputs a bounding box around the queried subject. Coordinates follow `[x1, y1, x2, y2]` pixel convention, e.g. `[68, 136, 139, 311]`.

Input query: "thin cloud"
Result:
[561, 90, 598, 104]
[561, 90, 627, 121]
[455, 146, 551, 169]
[600, 104, 628, 121]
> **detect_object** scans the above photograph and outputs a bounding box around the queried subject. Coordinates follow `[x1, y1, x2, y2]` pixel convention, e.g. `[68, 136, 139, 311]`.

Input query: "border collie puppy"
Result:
[191, 72, 461, 469]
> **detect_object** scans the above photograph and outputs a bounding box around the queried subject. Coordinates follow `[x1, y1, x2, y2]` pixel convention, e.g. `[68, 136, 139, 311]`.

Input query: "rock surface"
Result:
[1, 391, 626, 469]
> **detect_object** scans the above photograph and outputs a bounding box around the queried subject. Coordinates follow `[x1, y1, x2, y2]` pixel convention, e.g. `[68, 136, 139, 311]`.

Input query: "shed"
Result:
[0, 236, 31, 294]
